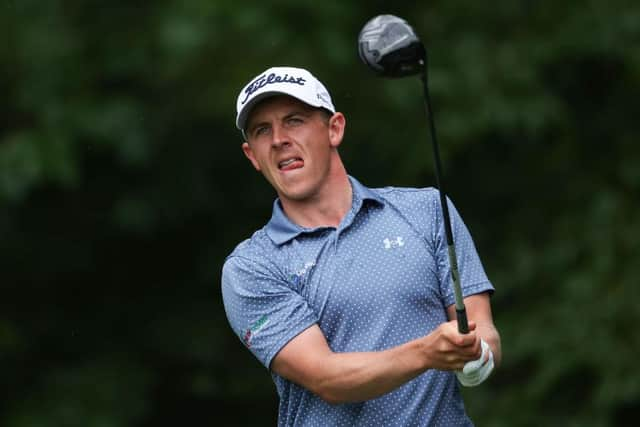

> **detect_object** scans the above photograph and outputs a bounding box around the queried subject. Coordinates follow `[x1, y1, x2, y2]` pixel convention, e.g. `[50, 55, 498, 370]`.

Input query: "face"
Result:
[242, 96, 345, 204]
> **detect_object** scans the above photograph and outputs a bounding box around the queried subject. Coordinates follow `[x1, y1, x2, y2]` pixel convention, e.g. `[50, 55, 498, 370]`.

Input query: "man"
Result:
[222, 66, 501, 426]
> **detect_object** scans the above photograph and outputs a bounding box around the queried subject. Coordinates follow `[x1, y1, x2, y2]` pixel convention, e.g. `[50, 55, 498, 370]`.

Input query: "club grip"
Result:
[456, 307, 469, 334]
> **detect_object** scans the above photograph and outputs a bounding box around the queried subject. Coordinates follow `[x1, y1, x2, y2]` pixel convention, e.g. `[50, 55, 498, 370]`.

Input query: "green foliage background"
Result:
[2, 0, 639, 425]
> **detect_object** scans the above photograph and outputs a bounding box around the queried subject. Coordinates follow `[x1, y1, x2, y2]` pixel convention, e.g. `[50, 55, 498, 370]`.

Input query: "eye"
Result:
[285, 116, 304, 126]
[253, 125, 270, 138]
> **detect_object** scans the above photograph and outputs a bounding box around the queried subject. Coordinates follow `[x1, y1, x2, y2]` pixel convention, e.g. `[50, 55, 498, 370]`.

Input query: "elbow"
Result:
[315, 384, 379, 405]
[312, 381, 355, 405]
[314, 384, 346, 405]
[319, 394, 344, 406]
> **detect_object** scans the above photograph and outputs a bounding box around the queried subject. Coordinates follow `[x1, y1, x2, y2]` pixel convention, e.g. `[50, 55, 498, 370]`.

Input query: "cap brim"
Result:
[236, 91, 283, 132]
[236, 90, 332, 133]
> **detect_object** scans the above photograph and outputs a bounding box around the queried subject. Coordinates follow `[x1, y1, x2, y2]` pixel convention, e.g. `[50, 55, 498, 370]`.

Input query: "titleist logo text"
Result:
[241, 73, 306, 104]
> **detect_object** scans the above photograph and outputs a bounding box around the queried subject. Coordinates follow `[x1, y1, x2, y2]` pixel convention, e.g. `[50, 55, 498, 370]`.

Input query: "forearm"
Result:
[312, 339, 427, 404]
[272, 322, 479, 405]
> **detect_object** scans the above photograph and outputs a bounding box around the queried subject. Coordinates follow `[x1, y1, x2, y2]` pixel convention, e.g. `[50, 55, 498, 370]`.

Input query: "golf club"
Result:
[358, 14, 469, 334]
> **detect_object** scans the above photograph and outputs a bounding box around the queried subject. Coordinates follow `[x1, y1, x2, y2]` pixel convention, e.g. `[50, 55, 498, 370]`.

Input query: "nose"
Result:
[271, 124, 290, 148]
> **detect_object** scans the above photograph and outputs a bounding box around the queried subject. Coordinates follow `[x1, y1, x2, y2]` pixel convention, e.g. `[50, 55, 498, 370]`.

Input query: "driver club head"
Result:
[358, 14, 426, 78]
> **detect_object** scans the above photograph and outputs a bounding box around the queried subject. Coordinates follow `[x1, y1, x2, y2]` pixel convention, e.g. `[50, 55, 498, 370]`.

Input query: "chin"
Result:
[272, 171, 326, 202]
[280, 190, 312, 202]
[277, 183, 316, 202]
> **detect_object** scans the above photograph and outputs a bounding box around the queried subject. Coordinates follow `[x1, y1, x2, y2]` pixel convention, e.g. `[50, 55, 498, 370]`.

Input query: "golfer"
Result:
[222, 66, 501, 426]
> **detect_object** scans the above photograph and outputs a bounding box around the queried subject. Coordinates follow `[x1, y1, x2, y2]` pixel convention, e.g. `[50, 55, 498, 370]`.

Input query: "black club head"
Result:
[358, 15, 426, 78]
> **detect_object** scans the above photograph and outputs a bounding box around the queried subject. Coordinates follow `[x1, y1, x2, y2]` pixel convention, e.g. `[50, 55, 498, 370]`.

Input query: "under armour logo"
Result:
[383, 237, 405, 249]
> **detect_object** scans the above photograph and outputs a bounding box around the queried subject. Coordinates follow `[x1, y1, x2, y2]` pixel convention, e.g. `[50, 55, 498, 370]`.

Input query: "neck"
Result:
[279, 159, 352, 229]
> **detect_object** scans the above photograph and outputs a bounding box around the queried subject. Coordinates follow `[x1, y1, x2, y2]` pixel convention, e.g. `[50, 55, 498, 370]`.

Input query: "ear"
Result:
[328, 112, 346, 148]
[242, 142, 261, 171]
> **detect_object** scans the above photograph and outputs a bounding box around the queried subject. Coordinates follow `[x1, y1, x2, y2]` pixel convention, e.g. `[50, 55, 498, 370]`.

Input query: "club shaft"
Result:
[420, 70, 469, 334]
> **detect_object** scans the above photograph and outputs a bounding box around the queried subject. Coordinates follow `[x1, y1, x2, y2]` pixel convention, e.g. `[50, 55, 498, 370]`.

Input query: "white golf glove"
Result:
[456, 339, 494, 387]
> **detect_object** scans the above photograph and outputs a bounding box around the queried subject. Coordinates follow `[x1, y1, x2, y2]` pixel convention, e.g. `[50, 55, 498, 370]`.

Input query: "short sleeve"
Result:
[432, 195, 494, 307]
[221, 255, 319, 369]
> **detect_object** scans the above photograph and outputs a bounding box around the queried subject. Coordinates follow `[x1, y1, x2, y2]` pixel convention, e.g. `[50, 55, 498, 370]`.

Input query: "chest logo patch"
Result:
[383, 236, 405, 249]
[291, 261, 316, 286]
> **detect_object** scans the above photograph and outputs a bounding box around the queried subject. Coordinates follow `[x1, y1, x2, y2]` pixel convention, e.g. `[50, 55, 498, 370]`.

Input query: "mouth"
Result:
[278, 157, 304, 171]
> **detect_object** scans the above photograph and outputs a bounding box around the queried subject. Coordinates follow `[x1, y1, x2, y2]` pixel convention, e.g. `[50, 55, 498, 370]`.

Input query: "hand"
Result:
[422, 320, 482, 371]
[456, 339, 494, 387]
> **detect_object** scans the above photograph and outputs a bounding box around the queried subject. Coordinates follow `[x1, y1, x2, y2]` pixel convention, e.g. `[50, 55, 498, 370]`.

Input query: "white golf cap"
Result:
[235, 66, 336, 133]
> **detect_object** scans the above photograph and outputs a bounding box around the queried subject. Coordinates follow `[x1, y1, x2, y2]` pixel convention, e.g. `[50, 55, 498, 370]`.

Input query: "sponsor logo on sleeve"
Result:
[241, 315, 270, 348]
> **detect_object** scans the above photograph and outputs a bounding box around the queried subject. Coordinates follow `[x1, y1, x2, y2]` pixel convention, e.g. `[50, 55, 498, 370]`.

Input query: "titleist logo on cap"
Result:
[241, 73, 307, 104]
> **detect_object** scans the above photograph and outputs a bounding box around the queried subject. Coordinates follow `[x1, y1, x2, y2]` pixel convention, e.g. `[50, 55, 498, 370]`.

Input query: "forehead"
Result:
[246, 95, 314, 126]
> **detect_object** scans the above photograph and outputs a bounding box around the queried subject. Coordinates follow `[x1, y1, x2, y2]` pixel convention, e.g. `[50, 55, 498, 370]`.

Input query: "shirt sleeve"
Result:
[431, 194, 494, 307]
[221, 254, 319, 369]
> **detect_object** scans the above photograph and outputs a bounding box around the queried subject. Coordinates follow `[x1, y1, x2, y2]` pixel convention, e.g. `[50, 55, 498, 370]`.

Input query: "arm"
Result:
[447, 292, 502, 367]
[271, 319, 482, 405]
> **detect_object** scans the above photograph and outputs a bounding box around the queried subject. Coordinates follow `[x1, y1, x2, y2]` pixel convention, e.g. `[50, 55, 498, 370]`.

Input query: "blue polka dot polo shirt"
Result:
[222, 176, 494, 426]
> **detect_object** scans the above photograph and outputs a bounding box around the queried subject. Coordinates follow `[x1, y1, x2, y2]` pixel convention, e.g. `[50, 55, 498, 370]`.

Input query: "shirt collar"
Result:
[265, 176, 385, 246]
